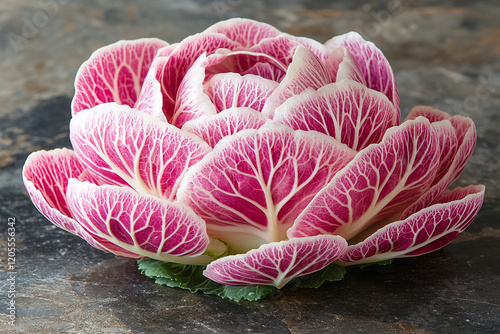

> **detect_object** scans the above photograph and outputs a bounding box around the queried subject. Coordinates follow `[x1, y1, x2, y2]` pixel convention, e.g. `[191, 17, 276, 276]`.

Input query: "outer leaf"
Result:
[67, 180, 213, 265]
[288, 118, 441, 240]
[138, 259, 276, 302]
[354, 259, 393, 270]
[72, 38, 168, 115]
[24, 148, 85, 219]
[203, 235, 348, 288]
[70, 103, 211, 200]
[22, 149, 138, 257]
[292, 262, 346, 289]
[182, 107, 271, 148]
[262, 46, 334, 118]
[401, 107, 476, 219]
[428, 120, 458, 185]
[177, 124, 356, 252]
[405, 105, 455, 123]
[405, 106, 476, 183]
[325, 32, 400, 116]
[274, 79, 398, 151]
[339, 185, 485, 265]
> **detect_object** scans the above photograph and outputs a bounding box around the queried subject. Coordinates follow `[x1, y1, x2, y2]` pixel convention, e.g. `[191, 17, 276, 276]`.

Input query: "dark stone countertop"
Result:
[0, 1, 499, 333]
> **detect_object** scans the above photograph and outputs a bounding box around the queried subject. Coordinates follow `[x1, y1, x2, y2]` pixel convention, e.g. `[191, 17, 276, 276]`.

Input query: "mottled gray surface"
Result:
[0, 1, 499, 333]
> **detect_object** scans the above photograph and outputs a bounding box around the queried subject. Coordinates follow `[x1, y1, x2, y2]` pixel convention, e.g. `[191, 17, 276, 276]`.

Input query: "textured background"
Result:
[0, 1, 499, 333]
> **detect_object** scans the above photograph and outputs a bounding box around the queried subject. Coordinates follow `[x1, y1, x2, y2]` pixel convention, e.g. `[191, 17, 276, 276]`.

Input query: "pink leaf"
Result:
[204, 73, 279, 113]
[275, 79, 398, 151]
[288, 118, 441, 240]
[156, 43, 178, 58]
[325, 47, 367, 85]
[23, 148, 84, 218]
[181, 107, 271, 148]
[262, 46, 334, 118]
[154, 34, 241, 120]
[401, 107, 476, 219]
[249, 35, 305, 68]
[67, 180, 212, 265]
[205, 31, 325, 73]
[203, 49, 287, 78]
[285, 34, 328, 60]
[204, 18, 282, 47]
[133, 62, 166, 121]
[325, 32, 400, 116]
[70, 103, 211, 200]
[172, 52, 279, 127]
[72, 38, 168, 116]
[141, 56, 175, 122]
[171, 53, 217, 127]
[177, 124, 356, 253]
[339, 185, 485, 264]
[406, 106, 476, 182]
[429, 121, 459, 185]
[405, 105, 452, 123]
[241, 62, 286, 82]
[203, 235, 347, 288]
[22, 149, 138, 257]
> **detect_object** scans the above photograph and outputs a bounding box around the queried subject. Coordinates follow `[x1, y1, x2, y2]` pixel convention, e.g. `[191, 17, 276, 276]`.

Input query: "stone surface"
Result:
[0, 0, 499, 333]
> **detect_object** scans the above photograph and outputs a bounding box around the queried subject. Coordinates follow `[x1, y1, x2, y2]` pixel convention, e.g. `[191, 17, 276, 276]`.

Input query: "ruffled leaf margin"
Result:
[138, 258, 346, 302]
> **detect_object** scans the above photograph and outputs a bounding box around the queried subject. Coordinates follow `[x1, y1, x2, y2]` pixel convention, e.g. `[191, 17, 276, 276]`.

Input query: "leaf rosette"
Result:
[23, 19, 484, 300]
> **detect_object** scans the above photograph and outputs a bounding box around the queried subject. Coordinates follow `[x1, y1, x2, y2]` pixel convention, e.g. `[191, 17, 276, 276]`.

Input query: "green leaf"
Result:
[291, 262, 346, 289]
[138, 259, 350, 301]
[355, 259, 394, 270]
[138, 259, 275, 302]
